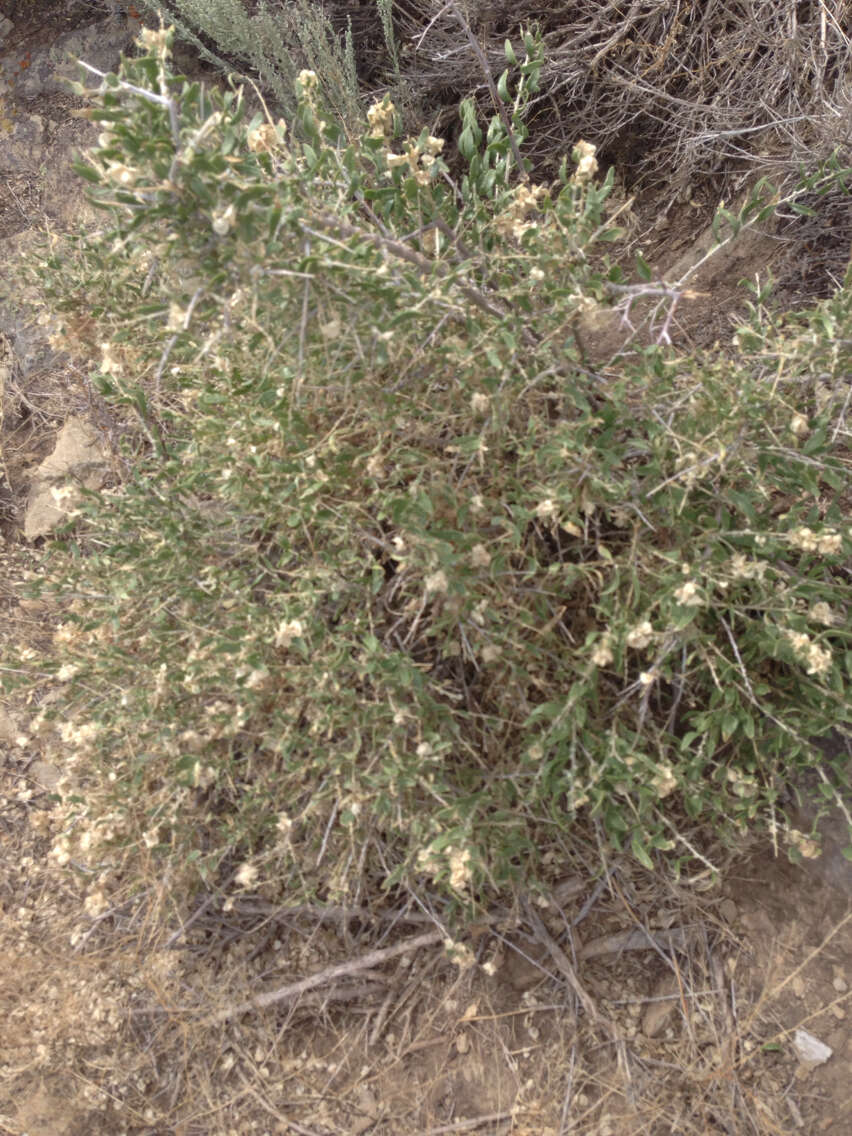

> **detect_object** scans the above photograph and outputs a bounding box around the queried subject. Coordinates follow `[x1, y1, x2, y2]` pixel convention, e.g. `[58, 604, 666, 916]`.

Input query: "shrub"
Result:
[137, 0, 364, 130]
[11, 27, 850, 916]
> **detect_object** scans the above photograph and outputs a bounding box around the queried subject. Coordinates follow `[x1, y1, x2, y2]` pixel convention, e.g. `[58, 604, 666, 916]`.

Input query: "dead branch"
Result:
[523, 899, 617, 1038]
[203, 929, 444, 1024]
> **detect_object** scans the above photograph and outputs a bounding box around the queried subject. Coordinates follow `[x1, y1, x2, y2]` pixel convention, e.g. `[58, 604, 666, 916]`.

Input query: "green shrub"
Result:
[12, 27, 850, 914]
[138, 0, 364, 130]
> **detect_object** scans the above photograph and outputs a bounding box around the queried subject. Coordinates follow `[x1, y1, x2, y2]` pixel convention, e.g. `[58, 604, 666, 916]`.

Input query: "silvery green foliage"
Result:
[18, 28, 850, 913]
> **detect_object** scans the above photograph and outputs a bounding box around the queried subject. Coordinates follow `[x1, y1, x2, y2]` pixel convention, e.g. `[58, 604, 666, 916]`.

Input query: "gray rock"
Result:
[11, 15, 138, 101]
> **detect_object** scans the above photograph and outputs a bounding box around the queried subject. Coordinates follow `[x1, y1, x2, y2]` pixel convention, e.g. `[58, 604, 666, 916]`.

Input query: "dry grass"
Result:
[390, 1, 852, 189]
[3, 772, 848, 1135]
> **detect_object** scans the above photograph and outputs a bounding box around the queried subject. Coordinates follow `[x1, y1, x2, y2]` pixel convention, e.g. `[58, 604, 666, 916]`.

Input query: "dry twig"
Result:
[203, 928, 444, 1024]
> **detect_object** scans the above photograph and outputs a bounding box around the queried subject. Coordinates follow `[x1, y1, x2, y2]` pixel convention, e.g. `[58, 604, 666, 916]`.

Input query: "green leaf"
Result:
[631, 833, 654, 871]
[635, 253, 652, 281]
[458, 128, 476, 162]
[74, 162, 105, 184]
[505, 39, 517, 65]
[722, 713, 739, 742]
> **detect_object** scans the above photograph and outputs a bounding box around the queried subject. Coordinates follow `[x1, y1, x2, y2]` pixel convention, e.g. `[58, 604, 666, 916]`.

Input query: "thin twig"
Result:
[163, 871, 239, 950]
[424, 1112, 514, 1136]
[523, 900, 616, 1037]
[204, 929, 445, 1024]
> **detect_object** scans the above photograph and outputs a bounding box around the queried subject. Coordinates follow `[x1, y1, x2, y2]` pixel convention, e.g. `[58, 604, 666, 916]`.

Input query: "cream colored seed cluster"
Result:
[808, 601, 835, 626]
[788, 526, 842, 555]
[494, 182, 548, 241]
[787, 828, 822, 859]
[591, 635, 614, 667]
[651, 763, 677, 798]
[384, 132, 445, 187]
[728, 552, 768, 580]
[417, 836, 473, 892]
[626, 620, 654, 650]
[572, 139, 598, 184]
[366, 96, 395, 138]
[246, 119, 286, 154]
[783, 629, 832, 676]
[673, 578, 703, 606]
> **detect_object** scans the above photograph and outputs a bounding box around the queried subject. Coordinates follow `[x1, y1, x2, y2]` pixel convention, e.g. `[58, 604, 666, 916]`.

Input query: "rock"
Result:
[11, 15, 140, 101]
[28, 760, 61, 791]
[642, 971, 681, 1038]
[24, 416, 109, 539]
[793, 1028, 832, 1067]
[0, 705, 22, 744]
[718, 898, 738, 924]
[0, 111, 44, 174]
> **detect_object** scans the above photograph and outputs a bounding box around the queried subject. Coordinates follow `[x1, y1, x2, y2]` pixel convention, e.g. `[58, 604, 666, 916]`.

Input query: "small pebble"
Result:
[718, 898, 738, 923]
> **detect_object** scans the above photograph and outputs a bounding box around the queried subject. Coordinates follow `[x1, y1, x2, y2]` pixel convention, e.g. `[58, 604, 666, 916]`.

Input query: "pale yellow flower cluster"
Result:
[535, 498, 558, 521]
[591, 636, 614, 667]
[443, 939, 477, 969]
[297, 69, 319, 92]
[786, 828, 821, 859]
[234, 862, 259, 888]
[365, 453, 386, 478]
[808, 601, 835, 626]
[448, 846, 473, 890]
[572, 140, 598, 184]
[425, 569, 449, 595]
[417, 841, 473, 892]
[626, 621, 654, 650]
[727, 767, 758, 798]
[103, 163, 138, 187]
[728, 552, 768, 581]
[783, 628, 832, 675]
[366, 97, 395, 138]
[83, 889, 110, 917]
[385, 134, 444, 186]
[58, 719, 100, 755]
[673, 579, 703, 606]
[469, 543, 491, 568]
[246, 120, 286, 153]
[652, 763, 677, 798]
[99, 340, 125, 375]
[494, 182, 548, 241]
[138, 26, 172, 55]
[788, 526, 842, 555]
[274, 619, 304, 648]
[211, 202, 236, 236]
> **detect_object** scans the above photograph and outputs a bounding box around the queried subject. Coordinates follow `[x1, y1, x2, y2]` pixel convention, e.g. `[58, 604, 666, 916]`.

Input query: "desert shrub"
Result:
[136, 0, 364, 131]
[11, 28, 850, 916]
[141, 2, 852, 191]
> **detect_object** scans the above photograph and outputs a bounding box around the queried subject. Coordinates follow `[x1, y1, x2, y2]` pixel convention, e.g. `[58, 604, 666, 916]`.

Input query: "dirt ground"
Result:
[1, 3, 850, 1134]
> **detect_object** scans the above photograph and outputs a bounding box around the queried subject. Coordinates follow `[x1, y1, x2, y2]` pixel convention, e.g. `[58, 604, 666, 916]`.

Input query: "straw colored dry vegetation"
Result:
[1, 3, 850, 1134]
